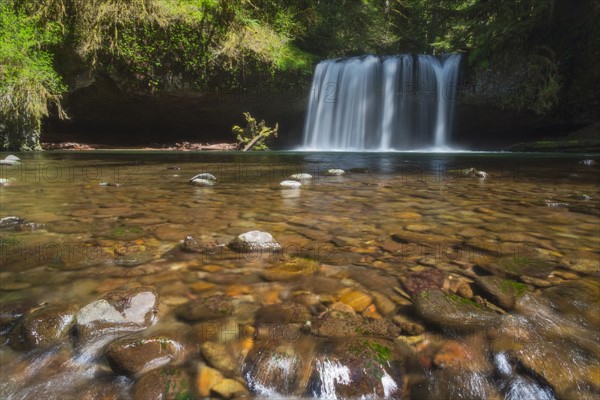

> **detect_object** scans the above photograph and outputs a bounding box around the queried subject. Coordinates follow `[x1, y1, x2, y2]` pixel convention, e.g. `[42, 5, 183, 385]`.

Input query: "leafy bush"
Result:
[232, 112, 278, 151]
[0, 1, 66, 150]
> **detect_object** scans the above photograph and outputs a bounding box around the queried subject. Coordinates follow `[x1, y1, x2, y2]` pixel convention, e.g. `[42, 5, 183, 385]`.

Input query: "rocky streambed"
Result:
[0, 152, 599, 399]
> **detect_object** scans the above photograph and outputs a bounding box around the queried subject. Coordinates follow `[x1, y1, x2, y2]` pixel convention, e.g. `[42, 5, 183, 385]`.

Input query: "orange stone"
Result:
[197, 365, 224, 397]
[190, 281, 216, 292]
[339, 290, 373, 312]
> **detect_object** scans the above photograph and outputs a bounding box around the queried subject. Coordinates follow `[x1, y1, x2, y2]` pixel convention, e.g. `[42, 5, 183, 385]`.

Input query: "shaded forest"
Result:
[1, 0, 598, 150]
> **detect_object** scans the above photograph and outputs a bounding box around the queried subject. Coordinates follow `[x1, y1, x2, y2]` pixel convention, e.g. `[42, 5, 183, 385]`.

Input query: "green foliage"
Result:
[232, 112, 278, 151]
[0, 1, 66, 150]
[1, 0, 597, 149]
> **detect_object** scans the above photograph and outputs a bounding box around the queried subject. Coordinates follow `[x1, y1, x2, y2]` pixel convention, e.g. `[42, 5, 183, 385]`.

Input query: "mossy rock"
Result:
[413, 289, 499, 331]
[133, 366, 194, 400]
[475, 276, 528, 310]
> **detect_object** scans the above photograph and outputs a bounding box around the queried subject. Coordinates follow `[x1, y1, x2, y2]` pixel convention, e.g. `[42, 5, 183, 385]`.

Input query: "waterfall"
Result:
[302, 54, 461, 151]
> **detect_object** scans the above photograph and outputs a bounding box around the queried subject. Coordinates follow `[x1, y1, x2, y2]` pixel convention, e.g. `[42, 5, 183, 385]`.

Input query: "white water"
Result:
[302, 54, 461, 151]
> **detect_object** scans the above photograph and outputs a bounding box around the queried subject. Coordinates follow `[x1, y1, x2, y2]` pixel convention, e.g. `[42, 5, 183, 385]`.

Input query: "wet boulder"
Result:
[475, 276, 527, 310]
[73, 287, 158, 350]
[308, 338, 405, 399]
[243, 341, 314, 397]
[9, 304, 78, 350]
[105, 331, 188, 376]
[413, 289, 500, 331]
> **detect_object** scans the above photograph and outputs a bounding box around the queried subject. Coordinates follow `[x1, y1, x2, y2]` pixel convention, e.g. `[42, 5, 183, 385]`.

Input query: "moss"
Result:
[349, 340, 392, 366]
[447, 293, 482, 309]
[500, 279, 527, 296]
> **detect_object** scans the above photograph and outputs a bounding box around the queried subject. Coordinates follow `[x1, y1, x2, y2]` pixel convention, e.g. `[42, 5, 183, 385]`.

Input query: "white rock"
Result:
[229, 231, 281, 252]
[190, 173, 217, 182]
[0, 178, 9, 186]
[191, 178, 216, 186]
[0, 155, 20, 165]
[280, 180, 301, 189]
[326, 169, 345, 176]
[289, 173, 312, 181]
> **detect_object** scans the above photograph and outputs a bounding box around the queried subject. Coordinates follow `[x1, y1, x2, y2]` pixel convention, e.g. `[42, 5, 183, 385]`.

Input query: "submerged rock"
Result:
[201, 341, 237, 376]
[260, 257, 320, 281]
[413, 289, 499, 331]
[105, 331, 188, 376]
[73, 287, 158, 349]
[181, 235, 223, 253]
[133, 366, 193, 400]
[310, 310, 400, 339]
[543, 278, 600, 327]
[175, 295, 234, 322]
[255, 303, 311, 324]
[228, 231, 281, 252]
[402, 269, 445, 296]
[10, 304, 78, 350]
[338, 290, 373, 313]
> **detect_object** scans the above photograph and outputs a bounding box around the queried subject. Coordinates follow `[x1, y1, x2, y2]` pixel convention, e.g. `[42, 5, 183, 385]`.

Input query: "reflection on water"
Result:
[1, 151, 599, 399]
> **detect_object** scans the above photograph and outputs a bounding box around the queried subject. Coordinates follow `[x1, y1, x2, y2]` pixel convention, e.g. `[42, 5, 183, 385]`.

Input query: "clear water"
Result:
[1, 151, 599, 399]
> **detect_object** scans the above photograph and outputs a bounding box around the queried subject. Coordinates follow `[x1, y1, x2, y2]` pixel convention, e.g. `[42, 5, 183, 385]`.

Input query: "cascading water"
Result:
[302, 54, 461, 151]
